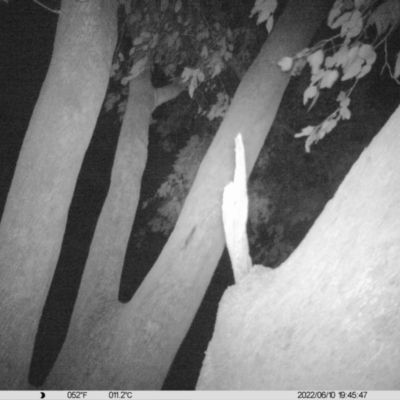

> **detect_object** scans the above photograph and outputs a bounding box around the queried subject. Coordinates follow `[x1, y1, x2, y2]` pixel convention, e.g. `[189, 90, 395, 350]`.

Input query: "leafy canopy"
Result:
[274, 0, 400, 151]
[107, 0, 261, 118]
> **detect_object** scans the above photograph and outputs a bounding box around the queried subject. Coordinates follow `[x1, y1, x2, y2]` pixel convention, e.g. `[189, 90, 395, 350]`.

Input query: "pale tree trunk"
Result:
[43, 0, 333, 389]
[44, 70, 154, 389]
[46, 69, 184, 388]
[0, 0, 117, 389]
[197, 106, 400, 390]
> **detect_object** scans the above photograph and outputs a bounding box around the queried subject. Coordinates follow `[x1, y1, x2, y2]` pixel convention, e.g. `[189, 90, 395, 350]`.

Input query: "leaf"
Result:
[307, 50, 324, 75]
[347, 45, 359, 65]
[182, 68, 205, 98]
[121, 75, 133, 85]
[340, 105, 351, 119]
[307, 90, 320, 112]
[294, 126, 314, 138]
[250, 0, 264, 17]
[197, 69, 205, 81]
[181, 67, 193, 83]
[341, 10, 363, 40]
[310, 69, 324, 84]
[211, 62, 222, 78]
[342, 57, 362, 80]
[303, 84, 318, 105]
[321, 118, 337, 134]
[320, 69, 339, 88]
[201, 45, 208, 58]
[335, 45, 350, 68]
[129, 57, 148, 79]
[260, 7, 276, 24]
[104, 93, 120, 112]
[358, 44, 376, 65]
[251, 0, 277, 26]
[357, 63, 371, 79]
[331, 10, 351, 29]
[117, 99, 127, 117]
[324, 55, 336, 69]
[338, 93, 350, 107]
[277, 56, 293, 71]
[175, 0, 182, 13]
[133, 37, 143, 45]
[337, 91, 347, 102]
[207, 92, 230, 120]
[291, 57, 307, 76]
[304, 134, 316, 153]
[328, 0, 344, 28]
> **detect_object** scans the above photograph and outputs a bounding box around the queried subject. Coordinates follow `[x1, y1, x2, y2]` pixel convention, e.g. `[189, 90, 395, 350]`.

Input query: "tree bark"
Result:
[45, 69, 185, 388]
[197, 106, 400, 390]
[0, 0, 117, 389]
[44, 0, 333, 389]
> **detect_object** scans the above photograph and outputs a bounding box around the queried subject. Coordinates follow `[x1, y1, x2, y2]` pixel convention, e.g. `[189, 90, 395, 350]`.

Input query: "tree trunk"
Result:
[45, 69, 185, 388]
[0, 0, 117, 389]
[44, 0, 333, 389]
[44, 68, 154, 388]
[197, 105, 400, 390]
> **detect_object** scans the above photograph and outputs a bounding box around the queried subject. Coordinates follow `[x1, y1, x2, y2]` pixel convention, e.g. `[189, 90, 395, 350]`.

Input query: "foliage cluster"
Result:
[277, 0, 400, 150]
[106, 0, 263, 118]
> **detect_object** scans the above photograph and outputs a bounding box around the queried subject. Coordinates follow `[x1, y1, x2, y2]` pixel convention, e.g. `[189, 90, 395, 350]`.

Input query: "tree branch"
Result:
[32, 0, 61, 14]
[222, 133, 252, 283]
